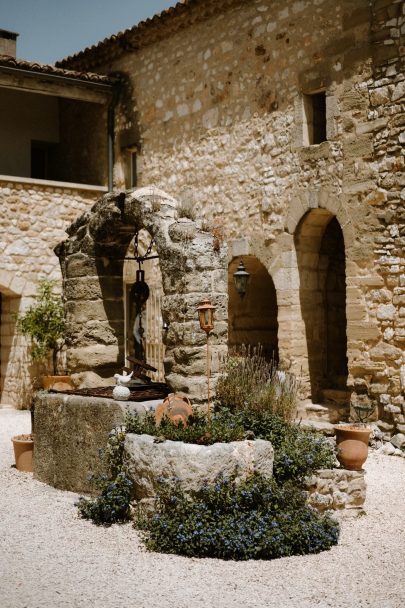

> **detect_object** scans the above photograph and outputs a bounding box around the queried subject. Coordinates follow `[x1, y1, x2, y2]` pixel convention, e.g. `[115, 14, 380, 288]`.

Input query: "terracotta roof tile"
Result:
[0, 54, 116, 85]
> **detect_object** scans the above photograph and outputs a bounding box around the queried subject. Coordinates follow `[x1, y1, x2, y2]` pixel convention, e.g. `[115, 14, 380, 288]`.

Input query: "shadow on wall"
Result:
[228, 255, 279, 363]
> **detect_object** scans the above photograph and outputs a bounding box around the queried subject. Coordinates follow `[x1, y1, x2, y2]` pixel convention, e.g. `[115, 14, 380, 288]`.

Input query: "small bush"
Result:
[235, 409, 337, 484]
[76, 427, 133, 526]
[136, 474, 339, 560]
[215, 346, 298, 422]
[125, 408, 245, 445]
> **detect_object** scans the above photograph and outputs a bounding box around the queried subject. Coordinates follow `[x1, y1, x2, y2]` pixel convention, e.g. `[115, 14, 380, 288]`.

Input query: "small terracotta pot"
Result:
[12, 434, 34, 472]
[334, 425, 371, 471]
[155, 394, 193, 427]
[41, 375, 73, 390]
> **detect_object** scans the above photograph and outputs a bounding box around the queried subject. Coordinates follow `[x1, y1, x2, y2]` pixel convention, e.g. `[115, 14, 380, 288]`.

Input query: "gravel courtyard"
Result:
[0, 409, 404, 608]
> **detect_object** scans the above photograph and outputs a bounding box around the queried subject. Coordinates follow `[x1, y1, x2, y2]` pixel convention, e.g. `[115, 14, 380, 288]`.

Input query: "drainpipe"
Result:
[107, 80, 122, 192]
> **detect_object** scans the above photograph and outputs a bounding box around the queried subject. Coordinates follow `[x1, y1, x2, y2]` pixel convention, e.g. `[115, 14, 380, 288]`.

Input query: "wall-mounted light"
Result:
[233, 259, 250, 299]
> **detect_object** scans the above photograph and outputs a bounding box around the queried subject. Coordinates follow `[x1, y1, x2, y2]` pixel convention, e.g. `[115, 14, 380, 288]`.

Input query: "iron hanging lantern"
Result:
[196, 298, 216, 334]
[130, 267, 150, 306]
[233, 259, 250, 299]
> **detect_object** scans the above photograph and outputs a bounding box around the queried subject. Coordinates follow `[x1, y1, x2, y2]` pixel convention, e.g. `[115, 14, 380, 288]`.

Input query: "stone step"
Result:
[304, 402, 330, 421]
[299, 419, 336, 436]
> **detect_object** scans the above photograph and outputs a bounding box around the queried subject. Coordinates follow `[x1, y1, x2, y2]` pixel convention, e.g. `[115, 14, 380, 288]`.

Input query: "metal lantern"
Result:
[196, 297, 216, 423]
[130, 268, 150, 306]
[233, 259, 250, 299]
[196, 298, 216, 334]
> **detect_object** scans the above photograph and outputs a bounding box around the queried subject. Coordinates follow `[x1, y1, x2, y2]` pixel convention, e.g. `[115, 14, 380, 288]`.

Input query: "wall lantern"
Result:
[197, 298, 216, 334]
[196, 298, 216, 422]
[233, 259, 250, 299]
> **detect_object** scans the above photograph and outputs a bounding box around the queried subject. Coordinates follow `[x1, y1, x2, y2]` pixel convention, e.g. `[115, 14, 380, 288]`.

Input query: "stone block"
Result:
[67, 344, 121, 372]
[124, 434, 274, 500]
[33, 392, 149, 493]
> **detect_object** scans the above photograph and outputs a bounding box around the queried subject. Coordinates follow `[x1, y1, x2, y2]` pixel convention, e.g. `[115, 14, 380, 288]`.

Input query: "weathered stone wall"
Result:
[0, 177, 106, 407]
[82, 0, 405, 432]
[305, 468, 366, 511]
[57, 187, 228, 402]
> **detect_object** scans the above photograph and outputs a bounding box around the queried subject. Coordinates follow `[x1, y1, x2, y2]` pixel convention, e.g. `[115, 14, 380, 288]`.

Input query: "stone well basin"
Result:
[33, 391, 160, 494]
[125, 433, 274, 500]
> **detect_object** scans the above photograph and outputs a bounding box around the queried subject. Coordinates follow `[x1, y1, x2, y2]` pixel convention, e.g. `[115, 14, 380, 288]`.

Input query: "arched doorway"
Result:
[294, 210, 348, 402]
[123, 229, 165, 381]
[228, 256, 278, 362]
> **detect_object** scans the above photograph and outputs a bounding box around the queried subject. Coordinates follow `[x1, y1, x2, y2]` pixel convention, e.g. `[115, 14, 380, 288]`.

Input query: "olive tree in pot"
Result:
[15, 279, 70, 390]
[12, 280, 70, 472]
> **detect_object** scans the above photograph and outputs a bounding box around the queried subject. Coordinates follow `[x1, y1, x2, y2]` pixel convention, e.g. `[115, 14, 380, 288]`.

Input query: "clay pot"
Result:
[334, 425, 371, 471]
[12, 434, 34, 472]
[155, 394, 193, 427]
[41, 375, 73, 391]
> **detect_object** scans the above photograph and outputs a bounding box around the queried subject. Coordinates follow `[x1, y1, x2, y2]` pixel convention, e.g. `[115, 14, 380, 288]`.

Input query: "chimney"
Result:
[0, 29, 18, 57]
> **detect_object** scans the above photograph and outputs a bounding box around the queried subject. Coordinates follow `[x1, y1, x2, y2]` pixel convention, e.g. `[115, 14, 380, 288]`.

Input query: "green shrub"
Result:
[76, 427, 133, 526]
[215, 346, 298, 422]
[136, 474, 339, 560]
[15, 279, 65, 375]
[235, 409, 337, 484]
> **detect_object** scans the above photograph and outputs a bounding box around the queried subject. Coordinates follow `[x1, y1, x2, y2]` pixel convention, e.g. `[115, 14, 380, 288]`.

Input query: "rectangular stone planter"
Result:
[125, 433, 274, 500]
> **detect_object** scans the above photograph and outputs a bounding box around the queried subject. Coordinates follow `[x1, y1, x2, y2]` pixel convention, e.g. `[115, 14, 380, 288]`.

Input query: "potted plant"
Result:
[12, 405, 35, 472]
[15, 279, 71, 390]
[334, 403, 375, 470]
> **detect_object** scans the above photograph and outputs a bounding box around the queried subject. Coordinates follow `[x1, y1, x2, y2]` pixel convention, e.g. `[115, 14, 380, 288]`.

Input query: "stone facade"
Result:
[58, 0, 404, 434]
[0, 177, 106, 407]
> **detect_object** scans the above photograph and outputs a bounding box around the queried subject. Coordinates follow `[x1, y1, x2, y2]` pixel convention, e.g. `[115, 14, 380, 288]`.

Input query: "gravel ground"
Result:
[0, 409, 404, 608]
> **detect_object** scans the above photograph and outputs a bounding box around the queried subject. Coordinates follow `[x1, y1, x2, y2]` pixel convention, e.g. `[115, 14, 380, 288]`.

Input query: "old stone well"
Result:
[33, 187, 229, 493]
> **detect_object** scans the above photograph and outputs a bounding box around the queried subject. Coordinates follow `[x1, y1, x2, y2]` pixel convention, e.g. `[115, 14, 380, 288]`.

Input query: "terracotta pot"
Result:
[155, 394, 193, 427]
[12, 434, 34, 472]
[41, 375, 73, 390]
[334, 425, 371, 471]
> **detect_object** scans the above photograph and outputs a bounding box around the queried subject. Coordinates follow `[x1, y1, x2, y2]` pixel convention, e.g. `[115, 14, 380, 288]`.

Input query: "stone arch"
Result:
[294, 209, 348, 403]
[56, 187, 228, 402]
[228, 255, 278, 361]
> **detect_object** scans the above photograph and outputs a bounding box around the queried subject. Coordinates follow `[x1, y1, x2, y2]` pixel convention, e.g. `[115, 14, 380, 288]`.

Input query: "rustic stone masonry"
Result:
[0, 178, 106, 407]
[56, 187, 228, 401]
[61, 0, 404, 433]
[305, 468, 366, 512]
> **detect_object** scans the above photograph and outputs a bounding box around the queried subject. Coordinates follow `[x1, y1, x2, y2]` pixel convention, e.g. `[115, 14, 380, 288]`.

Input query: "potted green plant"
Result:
[15, 279, 70, 390]
[334, 403, 375, 471]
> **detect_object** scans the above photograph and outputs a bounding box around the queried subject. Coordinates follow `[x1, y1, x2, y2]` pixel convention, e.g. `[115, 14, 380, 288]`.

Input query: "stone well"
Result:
[55, 186, 228, 403]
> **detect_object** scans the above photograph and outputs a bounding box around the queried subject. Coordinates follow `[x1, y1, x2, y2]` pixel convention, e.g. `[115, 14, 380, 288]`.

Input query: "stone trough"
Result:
[125, 434, 274, 500]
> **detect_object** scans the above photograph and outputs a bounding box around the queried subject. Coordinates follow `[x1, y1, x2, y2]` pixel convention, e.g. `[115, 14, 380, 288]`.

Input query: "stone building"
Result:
[1, 1, 404, 436]
[0, 30, 114, 406]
